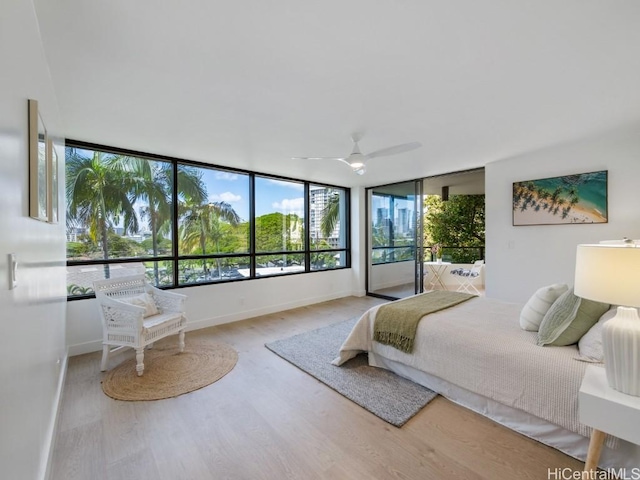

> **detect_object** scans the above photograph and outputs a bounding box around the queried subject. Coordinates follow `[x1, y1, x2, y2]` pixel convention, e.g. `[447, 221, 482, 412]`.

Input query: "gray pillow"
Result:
[537, 288, 610, 346]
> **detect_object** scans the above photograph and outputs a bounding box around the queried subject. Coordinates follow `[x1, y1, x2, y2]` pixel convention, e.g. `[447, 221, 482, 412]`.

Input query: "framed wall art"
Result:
[512, 170, 608, 226]
[29, 99, 49, 221]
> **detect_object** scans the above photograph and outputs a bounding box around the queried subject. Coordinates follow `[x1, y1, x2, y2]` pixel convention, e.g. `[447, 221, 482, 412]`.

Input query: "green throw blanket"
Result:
[374, 291, 476, 353]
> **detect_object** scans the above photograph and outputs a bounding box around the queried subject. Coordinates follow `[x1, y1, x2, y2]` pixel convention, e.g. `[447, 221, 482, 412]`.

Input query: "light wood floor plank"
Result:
[51, 420, 107, 480]
[51, 295, 584, 480]
[106, 448, 160, 480]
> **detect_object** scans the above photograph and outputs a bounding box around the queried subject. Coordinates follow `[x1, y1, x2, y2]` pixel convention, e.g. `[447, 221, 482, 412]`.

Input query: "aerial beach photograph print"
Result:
[512, 170, 608, 226]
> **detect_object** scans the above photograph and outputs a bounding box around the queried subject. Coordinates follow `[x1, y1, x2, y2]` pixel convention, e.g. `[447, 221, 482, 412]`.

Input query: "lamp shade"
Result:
[574, 244, 640, 307]
[575, 243, 640, 396]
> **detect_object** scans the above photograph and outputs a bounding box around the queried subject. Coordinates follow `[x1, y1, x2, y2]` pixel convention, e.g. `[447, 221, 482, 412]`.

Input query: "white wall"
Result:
[0, 1, 67, 479]
[486, 123, 640, 303]
[350, 186, 367, 297]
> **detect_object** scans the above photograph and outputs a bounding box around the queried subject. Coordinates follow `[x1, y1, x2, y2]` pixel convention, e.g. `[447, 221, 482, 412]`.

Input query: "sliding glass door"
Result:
[366, 180, 423, 299]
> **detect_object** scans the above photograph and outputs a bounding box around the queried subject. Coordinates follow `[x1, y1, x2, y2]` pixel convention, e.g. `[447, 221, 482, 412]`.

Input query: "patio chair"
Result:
[93, 274, 187, 376]
[451, 260, 484, 295]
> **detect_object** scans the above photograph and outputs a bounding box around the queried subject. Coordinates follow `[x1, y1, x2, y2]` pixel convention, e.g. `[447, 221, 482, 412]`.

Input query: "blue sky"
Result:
[202, 169, 304, 221]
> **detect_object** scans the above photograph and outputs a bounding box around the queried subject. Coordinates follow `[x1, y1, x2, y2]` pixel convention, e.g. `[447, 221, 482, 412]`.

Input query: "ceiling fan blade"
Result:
[364, 141, 422, 160]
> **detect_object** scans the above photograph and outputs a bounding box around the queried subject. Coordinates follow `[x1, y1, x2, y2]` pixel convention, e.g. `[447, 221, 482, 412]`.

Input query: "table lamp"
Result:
[574, 242, 640, 396]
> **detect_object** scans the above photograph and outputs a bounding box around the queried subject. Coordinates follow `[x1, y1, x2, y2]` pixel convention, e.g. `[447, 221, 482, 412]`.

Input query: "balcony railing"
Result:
[372, 245, 485, 265]
[428, 246, 485, 264]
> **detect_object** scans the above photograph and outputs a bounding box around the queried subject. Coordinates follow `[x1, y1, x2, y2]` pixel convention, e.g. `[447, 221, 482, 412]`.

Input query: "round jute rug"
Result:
[101, 342, 238, 401]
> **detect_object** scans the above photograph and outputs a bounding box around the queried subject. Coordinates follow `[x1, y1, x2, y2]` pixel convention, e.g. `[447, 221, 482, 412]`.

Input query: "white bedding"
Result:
[333, 295, 627, 455]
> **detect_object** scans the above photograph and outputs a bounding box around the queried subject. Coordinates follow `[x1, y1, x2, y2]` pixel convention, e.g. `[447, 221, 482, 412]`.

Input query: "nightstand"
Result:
[579, 365, 640, 472]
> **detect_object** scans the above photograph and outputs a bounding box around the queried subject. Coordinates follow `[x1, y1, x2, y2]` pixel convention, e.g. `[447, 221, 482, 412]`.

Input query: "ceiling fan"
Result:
[293, 134, 422, 175]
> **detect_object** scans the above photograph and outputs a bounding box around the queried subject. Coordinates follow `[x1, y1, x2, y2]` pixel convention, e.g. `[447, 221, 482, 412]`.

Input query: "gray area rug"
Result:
[265, 317, 438, 427]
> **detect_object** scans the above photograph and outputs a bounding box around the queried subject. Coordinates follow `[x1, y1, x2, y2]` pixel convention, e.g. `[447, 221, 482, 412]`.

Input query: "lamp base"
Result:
[602, 306, 640, 396]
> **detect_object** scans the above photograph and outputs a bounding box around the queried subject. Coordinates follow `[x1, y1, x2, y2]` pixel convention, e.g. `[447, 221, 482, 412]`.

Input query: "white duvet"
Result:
[333, 295, 596, 441]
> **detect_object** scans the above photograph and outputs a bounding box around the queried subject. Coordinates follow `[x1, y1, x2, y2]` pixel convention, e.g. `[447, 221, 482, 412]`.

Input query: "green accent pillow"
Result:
[537, 288, 610, 346]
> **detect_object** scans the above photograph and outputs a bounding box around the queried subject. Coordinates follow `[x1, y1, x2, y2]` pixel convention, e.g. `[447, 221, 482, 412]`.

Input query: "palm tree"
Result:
[320, 190, 341, 239]
[120, 159, 207, 284]
[179, 201, 241, 279]
[550, 186, 563, 210]
[66, 149, 138, 278]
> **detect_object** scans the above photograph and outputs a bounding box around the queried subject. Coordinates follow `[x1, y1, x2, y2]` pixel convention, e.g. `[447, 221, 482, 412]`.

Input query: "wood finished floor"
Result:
[51, 296, 584, 480]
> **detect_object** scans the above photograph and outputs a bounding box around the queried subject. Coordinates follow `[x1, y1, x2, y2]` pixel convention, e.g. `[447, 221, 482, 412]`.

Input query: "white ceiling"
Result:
[34, 0, 640, 188]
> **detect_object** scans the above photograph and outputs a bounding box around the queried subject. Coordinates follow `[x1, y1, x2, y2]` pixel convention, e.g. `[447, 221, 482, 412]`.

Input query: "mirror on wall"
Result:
[29, 99, 49, 221]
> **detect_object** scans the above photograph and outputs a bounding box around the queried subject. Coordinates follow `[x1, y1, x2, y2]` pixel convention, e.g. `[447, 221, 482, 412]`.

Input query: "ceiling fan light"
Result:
[293, 135, 419, 177]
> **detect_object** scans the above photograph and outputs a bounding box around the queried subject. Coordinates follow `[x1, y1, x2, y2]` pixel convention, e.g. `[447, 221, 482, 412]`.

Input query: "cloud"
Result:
[272, 197, 304, 212]
[267, 179, 304, 191]
[209, 192, 242, 203]
[215, 171, 240, 181]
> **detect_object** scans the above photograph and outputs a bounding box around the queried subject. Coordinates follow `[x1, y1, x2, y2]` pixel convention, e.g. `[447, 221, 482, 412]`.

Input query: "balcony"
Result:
[370, 245, 485, 298]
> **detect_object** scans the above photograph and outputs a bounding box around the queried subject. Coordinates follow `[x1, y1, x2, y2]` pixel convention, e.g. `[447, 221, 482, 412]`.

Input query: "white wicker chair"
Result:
[93, 274, 187, 376]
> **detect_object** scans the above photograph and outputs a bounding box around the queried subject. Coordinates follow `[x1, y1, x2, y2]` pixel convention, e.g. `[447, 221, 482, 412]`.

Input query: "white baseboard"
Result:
[68, 340, 103, 357]
[185, 289, 352, 332]
[40, 348, 68, 480]
[68, 290, 354, 356]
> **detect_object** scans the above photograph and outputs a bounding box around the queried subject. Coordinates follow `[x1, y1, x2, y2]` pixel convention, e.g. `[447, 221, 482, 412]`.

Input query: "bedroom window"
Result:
[254, 176, 305, 276]
[309, 185, 348, 271]
[177, 165, 250, 285]
[65, 141, 350, 298]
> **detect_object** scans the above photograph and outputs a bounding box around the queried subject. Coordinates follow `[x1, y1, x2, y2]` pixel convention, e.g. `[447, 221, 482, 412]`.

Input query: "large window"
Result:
[65, 141, 350, 298]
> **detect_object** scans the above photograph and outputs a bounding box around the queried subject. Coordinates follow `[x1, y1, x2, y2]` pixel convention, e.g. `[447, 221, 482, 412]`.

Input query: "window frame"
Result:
[65, 139, 351, 300]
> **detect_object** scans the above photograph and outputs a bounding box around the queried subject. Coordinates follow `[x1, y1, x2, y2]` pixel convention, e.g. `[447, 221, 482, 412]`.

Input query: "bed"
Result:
[333, 294, 640, 470]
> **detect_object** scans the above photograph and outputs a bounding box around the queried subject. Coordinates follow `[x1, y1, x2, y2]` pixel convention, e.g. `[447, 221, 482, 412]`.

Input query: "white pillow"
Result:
[519, 284, 569, 331]
[576, 307, 617, 363]
[120, 293, 159, 318]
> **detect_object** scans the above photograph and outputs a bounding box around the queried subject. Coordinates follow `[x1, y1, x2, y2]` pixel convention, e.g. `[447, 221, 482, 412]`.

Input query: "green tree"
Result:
[179, 201, 241, 278]
[255, 212, 303, 252]
[66, 149, 139, 277]
[106, 231, 146, 258]
[311, 239, 338, 268]
[424, 194, 485, 263]
[140, 236, 172, 256]
[66, 241, 90, 259]
[122, 159, 207, 283]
